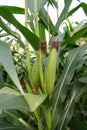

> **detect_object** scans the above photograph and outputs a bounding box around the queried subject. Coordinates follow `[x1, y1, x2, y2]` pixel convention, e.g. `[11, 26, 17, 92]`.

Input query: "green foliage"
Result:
[0, 6, 40, 50]
[0, 0, 87, 130]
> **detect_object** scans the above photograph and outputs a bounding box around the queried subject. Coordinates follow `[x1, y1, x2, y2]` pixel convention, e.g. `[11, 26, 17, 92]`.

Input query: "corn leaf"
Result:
[52, 44, 87, 129]
[0, 40, 24, 93]
[39, 20, 46, 40]
[68, 2, 87, 17]
[0, 126, 31, 130]
[0, 6, 25, 14]
[48, 0, 58, 8]
[0, 6, 40, 51]
[56, 84, 87, 130]
[0, 18, 24, 48]
[0, 87, 29, 110]
[78, 77, 87, 83]
[39, 7, 55, 35]
[0, 87, 47, 112]
[52, 0, 72, 35]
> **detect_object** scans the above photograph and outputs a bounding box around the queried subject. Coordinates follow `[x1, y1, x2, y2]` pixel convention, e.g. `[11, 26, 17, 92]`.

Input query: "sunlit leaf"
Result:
[0, 87, 47, 112]
[1, 6, 25, 14]
[0, 87, 29, 110]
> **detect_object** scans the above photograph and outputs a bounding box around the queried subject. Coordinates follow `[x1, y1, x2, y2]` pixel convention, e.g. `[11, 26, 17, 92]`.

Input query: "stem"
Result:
[33, 0, 39, 37]
[34, 109, 43, 130]
[24, 0, 31, 76]
[47, 3, 50, 43]
[38, 120, 43, 130]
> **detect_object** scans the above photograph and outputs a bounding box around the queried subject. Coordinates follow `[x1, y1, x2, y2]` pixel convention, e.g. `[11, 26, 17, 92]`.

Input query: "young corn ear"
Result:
[44, 48, 58, 98]
[31, 52, 40, 87]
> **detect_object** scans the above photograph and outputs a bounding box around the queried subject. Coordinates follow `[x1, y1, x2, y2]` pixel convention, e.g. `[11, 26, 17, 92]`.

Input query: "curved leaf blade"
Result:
[56, 85, 87, 130]
[0, 125, 32, 130]
[78, 76, 87, 83]
[0, 87, 47, 112]
[63, 22, 87, 46]
[1, 6, 25, 14]
[52, 44, 87, 128]
[0, 6, 40, 50]
[0, 87, 29, 110]
[52, 0, 72, 35]
[0, 40, 24, 93]
[39, 7, 55, 35]
[0, 18, 24, 48]
[68, 2, 87, 17]
[24, 94, 47, 111]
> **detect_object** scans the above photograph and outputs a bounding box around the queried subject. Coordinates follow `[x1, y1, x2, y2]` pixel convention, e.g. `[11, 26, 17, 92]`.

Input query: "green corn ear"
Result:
[44, 48, 57, 98]
[31, 52, 40, 87]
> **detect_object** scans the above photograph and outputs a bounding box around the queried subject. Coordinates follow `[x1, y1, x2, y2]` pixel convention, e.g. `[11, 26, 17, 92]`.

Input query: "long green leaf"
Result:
[0, 87, 47, 112]
[0, 127, 31, 130]
[0, 72, 4, 88]
[57, 89, 77, 130]
[0, 124, 33, 130]
[0, 87, 29, 110]
[0, 6, 40, 50]
[0, 40, 24, 93]
[48, 0, 58, 8]
[39, 20, 46, 40]
[3, 110, 34, 129]
[56, 84, 87, 130]
[63, 22, 87, 45]
[4, 110, 26, 127]
[68, 2, 87, 17]
[52, 44, 87, 128]
[52, 0, 72, 35]
[39, 7, 55, 35]
[1, 6, 25, 14]
[78, 77, 87, 83]
[0, 18, 24, 48]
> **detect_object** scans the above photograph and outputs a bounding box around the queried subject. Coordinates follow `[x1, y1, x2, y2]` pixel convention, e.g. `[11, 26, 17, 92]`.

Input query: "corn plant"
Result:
[0, 0, 87, 130]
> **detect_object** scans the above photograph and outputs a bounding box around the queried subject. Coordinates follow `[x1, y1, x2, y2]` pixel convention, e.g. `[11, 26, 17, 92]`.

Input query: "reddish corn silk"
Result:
[52, 41, 60, 51]
[32, 83, 39, 94]
[34, 83, 39, 91]
[41, 41, 47, 53]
